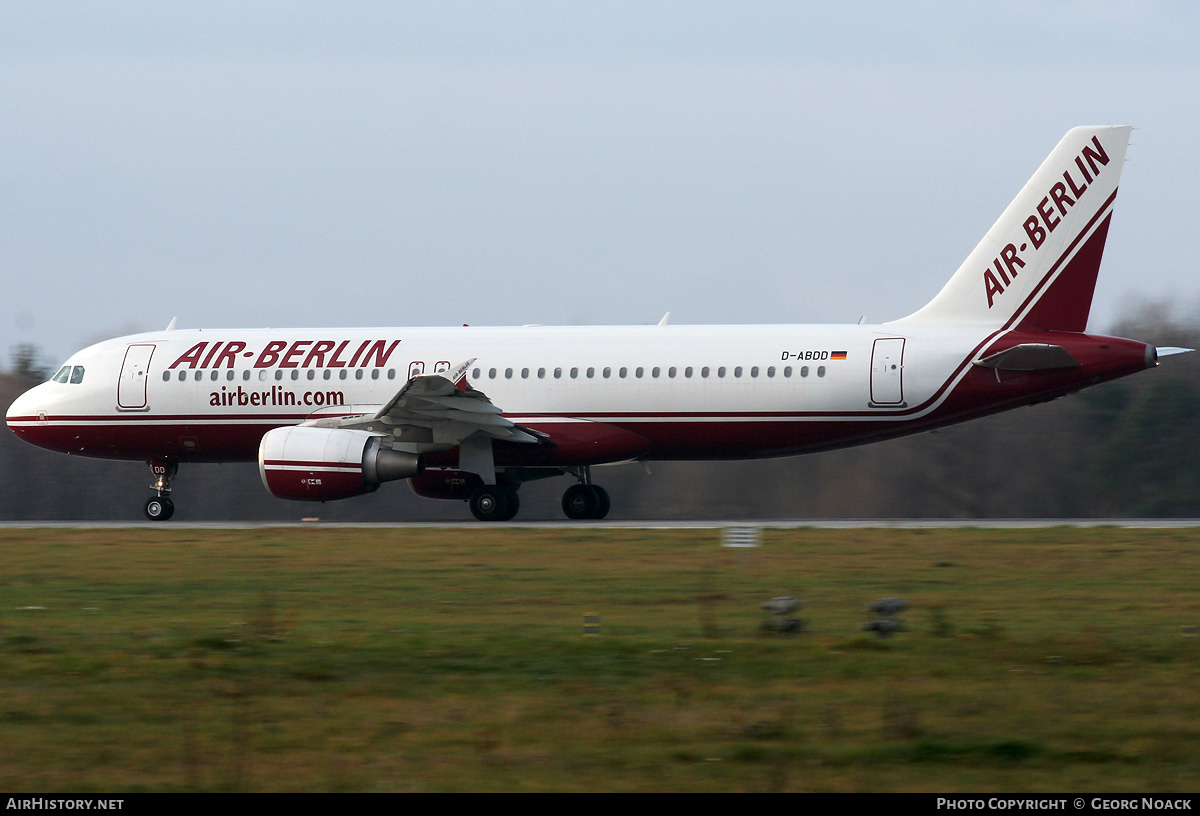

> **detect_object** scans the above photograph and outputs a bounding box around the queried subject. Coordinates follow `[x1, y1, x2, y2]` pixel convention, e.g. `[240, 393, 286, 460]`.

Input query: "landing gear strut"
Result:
[144, 460, 177, 521]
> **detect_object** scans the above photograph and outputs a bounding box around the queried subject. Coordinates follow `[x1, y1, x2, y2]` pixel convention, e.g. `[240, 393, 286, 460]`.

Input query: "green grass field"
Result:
[1, 525, 1198, 791]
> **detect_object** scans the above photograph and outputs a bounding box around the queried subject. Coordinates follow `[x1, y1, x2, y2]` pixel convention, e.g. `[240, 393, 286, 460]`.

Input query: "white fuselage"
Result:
[7, 321, 1000, 465]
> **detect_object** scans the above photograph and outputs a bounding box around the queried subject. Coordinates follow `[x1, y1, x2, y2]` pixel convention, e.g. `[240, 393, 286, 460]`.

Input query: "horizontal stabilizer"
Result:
[973, 343, 1080, 371]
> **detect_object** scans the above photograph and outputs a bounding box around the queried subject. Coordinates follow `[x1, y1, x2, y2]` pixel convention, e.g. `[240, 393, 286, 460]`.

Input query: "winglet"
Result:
[658, 312, 671, 326]
[165, 317, 177, 331]
[444, 358, 476, 391]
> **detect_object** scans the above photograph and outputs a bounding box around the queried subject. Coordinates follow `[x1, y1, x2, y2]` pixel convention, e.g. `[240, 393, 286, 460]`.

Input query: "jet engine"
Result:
[259, 426, 424, 501]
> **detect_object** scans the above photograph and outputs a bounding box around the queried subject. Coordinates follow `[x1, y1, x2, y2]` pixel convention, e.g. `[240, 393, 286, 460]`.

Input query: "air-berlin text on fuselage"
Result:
[208, 385, 346, 408]
[168, 340, 401, 370]
[983, 135, 1111, 309]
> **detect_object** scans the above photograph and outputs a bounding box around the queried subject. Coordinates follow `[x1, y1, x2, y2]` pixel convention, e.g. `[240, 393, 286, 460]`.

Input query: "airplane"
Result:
[5, 126, 1188, 522]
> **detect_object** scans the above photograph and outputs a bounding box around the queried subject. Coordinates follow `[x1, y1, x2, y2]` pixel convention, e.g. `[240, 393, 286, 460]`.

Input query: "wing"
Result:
[334, 359, 539, 447]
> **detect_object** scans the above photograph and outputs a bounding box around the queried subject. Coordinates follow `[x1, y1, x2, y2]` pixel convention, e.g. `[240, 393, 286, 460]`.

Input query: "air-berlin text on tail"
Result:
[167, 339, 402, 370]
[984, 135, 1112, 309]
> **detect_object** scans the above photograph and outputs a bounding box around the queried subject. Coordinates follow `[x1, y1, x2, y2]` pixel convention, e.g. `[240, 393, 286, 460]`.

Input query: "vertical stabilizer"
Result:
[894, 126, 1131, 332]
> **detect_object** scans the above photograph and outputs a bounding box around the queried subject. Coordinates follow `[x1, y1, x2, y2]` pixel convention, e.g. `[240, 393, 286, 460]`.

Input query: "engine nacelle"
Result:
[409, 469, 484, 501]
[259, 426, 424, 501]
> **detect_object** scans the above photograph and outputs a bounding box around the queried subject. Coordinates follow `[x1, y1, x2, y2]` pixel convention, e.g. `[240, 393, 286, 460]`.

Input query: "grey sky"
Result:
[3, 1, 1199, 365]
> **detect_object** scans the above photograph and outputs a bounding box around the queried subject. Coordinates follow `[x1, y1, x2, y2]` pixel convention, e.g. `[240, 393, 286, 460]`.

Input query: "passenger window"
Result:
[570, 368, 578, 379]
[228, 371, 236, 381]
[718, 367, 726, 378]
[734, 366, 742, 378]
[751, 366, 759, 378]
[371, 369, 379, 380]
[195, 371, 203, 381]
[538, 368, 546, 379]
[505, 368, 513, 379]
[602, 367, 611, 378]
[307, 370, 315, 380]
[554, 367, 562, 379]
[355, 369, 364, 380]
[801, 366, 809, 377]
[339, 370, 348, 380]
[291, 370, 299, 380]
[70, 366, 85, 384]
[489, 368, 497, 379]
[668, 367, 677, 378]
[635, 367, 644, 378]
[521, 368, 529, 379]
[212, 371, 220, 381]
[162, 371, 170, 382]
[179, 371, 188, 382]
[767, 366, 775, 377]
[472, 368, 481, 379]
[619, 367, 627, 378]
[321, 370, 330, 380]
[586, 367, 595, 378]
[784, 366, 793, 377]
[818, 366, 826, 378]
[685, 366, 693, 378]
[388, 369, 396, 380]
[702, 367, 710, 378]
[274, 370, 283, 381]
[652, 367, 660, 378]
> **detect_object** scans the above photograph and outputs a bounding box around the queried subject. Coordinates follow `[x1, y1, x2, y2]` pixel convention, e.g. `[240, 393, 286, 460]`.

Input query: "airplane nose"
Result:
[6, 383, 47, 435]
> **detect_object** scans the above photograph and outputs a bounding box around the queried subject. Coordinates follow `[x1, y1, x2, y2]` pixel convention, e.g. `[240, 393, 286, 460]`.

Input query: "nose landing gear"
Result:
[144, 460, 177, 521]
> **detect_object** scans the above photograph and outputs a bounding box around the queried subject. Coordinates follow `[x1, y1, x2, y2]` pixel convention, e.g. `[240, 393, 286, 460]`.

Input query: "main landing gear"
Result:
[561, 466, 610, 520]
[562, 483, 610, 520]
[468, 483, 521, 523]
[144, 460, 177, 521]
[466, 467, 610, 522]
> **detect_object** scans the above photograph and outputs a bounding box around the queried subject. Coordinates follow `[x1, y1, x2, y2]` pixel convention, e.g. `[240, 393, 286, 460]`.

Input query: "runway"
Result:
[3, 518, 1200, 530]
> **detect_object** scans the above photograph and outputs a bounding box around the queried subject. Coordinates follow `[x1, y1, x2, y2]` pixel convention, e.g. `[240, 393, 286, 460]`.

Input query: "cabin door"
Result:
[117, 343, 155, 410]
[870, 338, 905, 406]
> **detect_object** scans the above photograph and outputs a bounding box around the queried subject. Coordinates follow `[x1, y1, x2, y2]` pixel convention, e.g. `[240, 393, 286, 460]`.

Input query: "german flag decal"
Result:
[831, 351, 848, 360]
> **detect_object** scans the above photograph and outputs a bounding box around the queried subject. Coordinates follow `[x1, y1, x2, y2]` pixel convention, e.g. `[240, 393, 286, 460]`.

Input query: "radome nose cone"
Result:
[6, 383, 46, 432]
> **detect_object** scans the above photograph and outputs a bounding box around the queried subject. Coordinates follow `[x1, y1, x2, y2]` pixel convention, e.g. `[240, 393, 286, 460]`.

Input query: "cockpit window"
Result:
[49, 365, 86, 384]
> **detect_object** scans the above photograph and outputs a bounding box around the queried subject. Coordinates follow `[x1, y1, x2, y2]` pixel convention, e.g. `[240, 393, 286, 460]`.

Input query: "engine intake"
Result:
[259, 426, 424, 501]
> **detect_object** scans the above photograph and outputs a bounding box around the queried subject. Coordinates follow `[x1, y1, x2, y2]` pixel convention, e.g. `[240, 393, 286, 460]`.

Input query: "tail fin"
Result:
[895, 126, 1131, 332]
